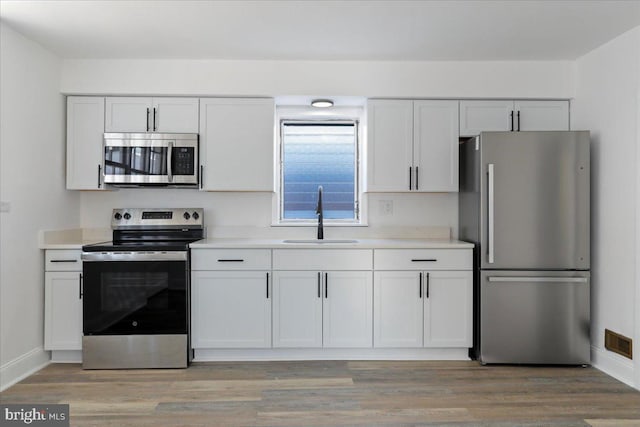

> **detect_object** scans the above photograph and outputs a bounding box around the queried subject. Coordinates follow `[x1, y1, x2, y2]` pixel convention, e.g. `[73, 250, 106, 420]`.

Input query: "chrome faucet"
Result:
[316, 185, 324, 240]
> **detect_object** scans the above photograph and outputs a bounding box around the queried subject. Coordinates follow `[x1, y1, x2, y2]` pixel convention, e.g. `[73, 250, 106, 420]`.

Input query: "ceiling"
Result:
[0, 0, 639, 61]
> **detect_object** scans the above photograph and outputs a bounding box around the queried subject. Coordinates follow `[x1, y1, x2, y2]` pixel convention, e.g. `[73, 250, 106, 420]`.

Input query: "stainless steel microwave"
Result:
[103, 133, 199, 186]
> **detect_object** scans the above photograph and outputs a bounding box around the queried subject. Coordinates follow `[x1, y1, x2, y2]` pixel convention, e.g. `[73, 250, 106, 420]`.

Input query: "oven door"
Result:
[82, 252, 188, 336]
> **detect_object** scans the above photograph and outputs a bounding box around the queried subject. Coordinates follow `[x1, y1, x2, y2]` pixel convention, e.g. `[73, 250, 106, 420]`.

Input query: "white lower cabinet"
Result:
[44, 250, 83, 351]
[191, 270, 271, 348]
[272, 271, 322, 348]
[374, 270, 472, 348]
[273, 270, 373, 348]
[373, 249, 473, 349]
[423, 271, 473, 347]
[190, 247, 472, 357]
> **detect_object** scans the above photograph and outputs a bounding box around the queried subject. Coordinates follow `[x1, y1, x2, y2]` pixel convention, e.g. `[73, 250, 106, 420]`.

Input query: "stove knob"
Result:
[114, 212, 122, 220]
[123, 213, 131, 220]
[192, 211, 200, 220]
[183, 212, 191, 220]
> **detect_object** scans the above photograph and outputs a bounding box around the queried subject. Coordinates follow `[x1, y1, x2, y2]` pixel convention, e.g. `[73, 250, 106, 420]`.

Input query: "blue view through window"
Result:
[282, 123, 357, 220]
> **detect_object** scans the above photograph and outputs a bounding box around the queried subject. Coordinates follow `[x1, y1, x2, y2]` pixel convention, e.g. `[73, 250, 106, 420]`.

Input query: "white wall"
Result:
[0, 23, 80, 390]
[572, 26, 640, 388]
[61, 59, 574, 99]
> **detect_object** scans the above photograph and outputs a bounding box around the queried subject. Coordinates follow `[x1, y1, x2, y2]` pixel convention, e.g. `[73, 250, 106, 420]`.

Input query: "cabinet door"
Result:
[199, 98, 274, 191]
[323, 271, 373, 348]
[423, 271, 473, 348]
[459, 100, 514, 136]
[152, 97, 199, 133]
[66, 96, 105, 190]
[413, 100, 459, 192]
[191, 271, 271, 348]
[373, 271, 423, 348]
[272, 271, 323, 348]
[105, 97, 152, 132]
[514, 100, 569, 131]
[366, 100, 414, 192]
[44, 272, 83, 350]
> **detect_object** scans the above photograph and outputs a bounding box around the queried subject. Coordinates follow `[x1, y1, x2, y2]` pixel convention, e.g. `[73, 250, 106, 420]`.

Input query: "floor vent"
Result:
[605, 329, 633, 359]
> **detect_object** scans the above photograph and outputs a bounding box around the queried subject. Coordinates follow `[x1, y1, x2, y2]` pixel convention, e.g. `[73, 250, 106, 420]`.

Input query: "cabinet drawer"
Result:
[45, 250, 82, 271]
[374, 249, 471, 271]
[273, 249, 372, 271]
[191, 249, 271, 270]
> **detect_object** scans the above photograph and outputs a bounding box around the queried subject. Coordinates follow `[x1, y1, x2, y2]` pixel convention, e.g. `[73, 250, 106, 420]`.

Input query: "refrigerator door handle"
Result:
[487, 163, 495, 264]
[488, 276, 589, 283]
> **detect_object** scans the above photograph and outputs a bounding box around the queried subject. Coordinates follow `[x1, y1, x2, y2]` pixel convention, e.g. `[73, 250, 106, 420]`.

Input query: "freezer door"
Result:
[480, 131, 590, 270]
[480, 270, 590, 365]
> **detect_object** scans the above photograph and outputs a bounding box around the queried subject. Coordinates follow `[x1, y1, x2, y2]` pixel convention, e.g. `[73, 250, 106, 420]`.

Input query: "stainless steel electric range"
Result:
[81, 208, 204, 369]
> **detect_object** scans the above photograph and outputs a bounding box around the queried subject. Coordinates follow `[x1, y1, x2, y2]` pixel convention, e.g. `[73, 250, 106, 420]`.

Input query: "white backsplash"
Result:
[79, 190, 458, 239]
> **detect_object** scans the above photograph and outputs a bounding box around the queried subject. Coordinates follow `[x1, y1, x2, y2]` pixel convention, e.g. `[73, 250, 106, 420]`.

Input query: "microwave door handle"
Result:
[167, 141, 173, 183]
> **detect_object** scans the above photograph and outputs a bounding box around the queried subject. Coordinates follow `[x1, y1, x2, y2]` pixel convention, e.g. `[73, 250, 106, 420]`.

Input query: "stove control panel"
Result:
[111, 208, 204, 229]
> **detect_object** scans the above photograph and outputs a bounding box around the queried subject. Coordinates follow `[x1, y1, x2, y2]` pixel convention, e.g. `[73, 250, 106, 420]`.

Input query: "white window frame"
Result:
[272, 106, 367, 227]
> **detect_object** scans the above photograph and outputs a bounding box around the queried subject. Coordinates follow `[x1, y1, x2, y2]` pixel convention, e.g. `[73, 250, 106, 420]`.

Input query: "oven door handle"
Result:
[81, 252, 188, 262]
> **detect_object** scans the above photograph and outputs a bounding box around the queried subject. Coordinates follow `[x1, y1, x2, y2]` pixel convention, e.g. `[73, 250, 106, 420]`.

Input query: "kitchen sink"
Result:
[282, 239, 359, 244]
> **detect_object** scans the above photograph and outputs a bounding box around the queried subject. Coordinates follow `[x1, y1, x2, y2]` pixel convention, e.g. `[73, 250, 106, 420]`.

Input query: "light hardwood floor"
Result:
[2, 361, 640, 426]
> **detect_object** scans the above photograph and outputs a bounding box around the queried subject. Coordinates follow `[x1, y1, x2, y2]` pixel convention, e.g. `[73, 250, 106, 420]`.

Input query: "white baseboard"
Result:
[0, 347, 50, 392]
[194, 348, 470, 362]
[591, 345, 636, 388]
[50, 350, 82, 363]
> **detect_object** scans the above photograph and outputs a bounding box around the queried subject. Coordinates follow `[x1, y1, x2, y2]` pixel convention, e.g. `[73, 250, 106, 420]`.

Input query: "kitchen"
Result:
[1, 1, 640, 425]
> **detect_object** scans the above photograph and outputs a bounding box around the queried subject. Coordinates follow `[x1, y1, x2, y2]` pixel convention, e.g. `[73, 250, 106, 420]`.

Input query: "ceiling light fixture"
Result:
[311, 99, 334, 108]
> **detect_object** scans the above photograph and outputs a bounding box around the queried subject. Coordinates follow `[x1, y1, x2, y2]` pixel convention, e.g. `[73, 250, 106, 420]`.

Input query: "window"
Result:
[278, 120, 361, 224]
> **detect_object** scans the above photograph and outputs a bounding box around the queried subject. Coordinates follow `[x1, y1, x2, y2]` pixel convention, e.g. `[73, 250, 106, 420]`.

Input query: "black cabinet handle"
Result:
[510, 110, 514, 131]
[426, 272, 430, 299]
[415, 166, 419, 191]
[325, 272, 328, 298]
[153, 107, 157, 131]
[411, 259, 437, 262]
[79, 273, 83, 299]
[517, 110, 521, 131]
[217, 259, 244, 262]
[50, 259, 78, 263]
[200, 165, 204, 189]
[409, 166, 412, 190]
[266, 272, 269, 298]
[146, 108, 150, 131]
[97, 164, 102, 189]
[317, 272, 321, 298]
[419, 272, 423, 298]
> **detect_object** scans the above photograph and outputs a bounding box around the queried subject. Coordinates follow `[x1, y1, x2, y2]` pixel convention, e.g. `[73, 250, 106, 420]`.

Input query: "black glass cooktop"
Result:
[82, 240, 201, 252]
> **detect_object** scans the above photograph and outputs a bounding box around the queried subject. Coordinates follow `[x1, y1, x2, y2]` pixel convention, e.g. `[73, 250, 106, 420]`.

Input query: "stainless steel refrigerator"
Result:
[459, 131, 591, 365]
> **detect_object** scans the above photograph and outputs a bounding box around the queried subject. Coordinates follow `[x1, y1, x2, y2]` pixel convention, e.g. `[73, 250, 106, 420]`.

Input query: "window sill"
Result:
[271, 222, 368, 228]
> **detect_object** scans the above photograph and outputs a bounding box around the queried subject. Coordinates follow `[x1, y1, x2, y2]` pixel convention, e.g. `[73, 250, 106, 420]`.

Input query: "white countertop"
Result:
[39, 227, 474, 250]
[189, 238, 474, 249]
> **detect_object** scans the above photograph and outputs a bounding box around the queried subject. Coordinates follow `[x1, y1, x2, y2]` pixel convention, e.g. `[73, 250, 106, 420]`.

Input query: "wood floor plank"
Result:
[1, 361, 639, 427]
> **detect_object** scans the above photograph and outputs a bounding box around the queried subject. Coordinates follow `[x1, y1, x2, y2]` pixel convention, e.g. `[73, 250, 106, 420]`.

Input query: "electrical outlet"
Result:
[0, 201, 10, 213]
[379, 200, 393, 216]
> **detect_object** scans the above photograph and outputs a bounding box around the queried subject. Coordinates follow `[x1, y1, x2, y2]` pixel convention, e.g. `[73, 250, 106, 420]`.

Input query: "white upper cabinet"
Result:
[199, 98, 275, 191]
[105, 97, 199, 133]
[459, 100, 514, 135]
[366, 99, 459, 192]
[413, 100, 459, 192]
[66, 96, 106, 190]
[366, 100, 413, 192]
[459, 100, 569, 136]
[514, 100, 569, 131]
